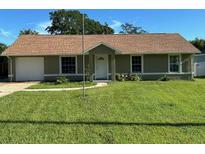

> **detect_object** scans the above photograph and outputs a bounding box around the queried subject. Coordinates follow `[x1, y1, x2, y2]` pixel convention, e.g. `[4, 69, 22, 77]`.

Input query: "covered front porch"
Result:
[84, 43, 119, 81]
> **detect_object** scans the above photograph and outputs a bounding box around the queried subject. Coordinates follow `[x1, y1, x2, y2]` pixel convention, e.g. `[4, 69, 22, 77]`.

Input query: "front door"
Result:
[95, 54, 108, 80]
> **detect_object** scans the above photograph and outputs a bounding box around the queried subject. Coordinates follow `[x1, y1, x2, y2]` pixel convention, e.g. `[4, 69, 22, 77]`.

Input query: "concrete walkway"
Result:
[0, 82, 39, 97]
[23, 82, 107, 92]
[0, 82, 108, 97]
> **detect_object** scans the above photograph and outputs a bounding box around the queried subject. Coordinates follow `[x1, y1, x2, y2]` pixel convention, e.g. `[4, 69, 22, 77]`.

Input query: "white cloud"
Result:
[35, 21, 51, 34]
[109, 20, 122, 33]
[0, 28, 11, 37]
[110, 20, 122, 29]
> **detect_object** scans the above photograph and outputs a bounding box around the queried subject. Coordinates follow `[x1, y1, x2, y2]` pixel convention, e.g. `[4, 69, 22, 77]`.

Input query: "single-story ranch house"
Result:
[1, 33, 200, 81]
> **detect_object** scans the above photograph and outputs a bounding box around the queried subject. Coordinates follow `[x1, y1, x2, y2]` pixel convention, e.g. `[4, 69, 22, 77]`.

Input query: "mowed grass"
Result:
[27, 81, 96, 89]
[0, 79, 205, 143]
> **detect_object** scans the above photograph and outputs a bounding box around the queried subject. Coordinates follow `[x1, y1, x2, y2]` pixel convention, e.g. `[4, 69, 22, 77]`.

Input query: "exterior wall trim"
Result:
[130, 54, 144, 74]
[59, 55, 78, 75]
[44, 74, 83, 76]
[44, 72, 192, 77]
[143, 72, 192, 75]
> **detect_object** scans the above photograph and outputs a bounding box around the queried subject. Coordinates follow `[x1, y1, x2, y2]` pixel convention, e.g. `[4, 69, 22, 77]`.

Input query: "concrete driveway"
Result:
[0, 82, 38, 97]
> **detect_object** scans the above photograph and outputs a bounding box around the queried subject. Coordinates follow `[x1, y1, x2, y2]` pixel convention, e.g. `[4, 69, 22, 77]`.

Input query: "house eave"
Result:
[3, 50, 199, 57]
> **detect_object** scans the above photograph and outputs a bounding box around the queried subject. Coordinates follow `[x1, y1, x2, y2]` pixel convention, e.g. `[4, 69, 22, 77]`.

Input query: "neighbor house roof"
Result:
[2, 33, 200, 56]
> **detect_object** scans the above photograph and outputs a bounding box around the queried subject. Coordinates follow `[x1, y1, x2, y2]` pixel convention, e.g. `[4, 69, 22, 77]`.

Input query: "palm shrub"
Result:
[116, 73, 141, 81]
[116, 73, 125, 81]
[56, 76, 69, 84]
[158, 75, 170, 81]
[130, 74, 141, 81]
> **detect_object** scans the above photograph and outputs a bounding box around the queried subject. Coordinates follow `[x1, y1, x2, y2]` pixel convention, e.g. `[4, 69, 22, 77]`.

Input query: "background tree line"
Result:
[19, 10, 147, 36]
[0, 43, 7, 62]
[190, 38, 205, 53]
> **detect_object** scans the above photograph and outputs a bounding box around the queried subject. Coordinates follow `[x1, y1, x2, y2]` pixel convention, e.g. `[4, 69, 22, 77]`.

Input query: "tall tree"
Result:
[0, 43, 7, 62]
[19, 29, 39, 36]
[190, 38, 205, 53]
[120, 23, 147, 34]
[103, 22, 113, 34]
[0, 43, 7, 54]
[46, 10, 114, 35]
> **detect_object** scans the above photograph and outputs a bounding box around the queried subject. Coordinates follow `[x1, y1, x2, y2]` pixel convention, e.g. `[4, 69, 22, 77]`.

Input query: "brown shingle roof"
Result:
[2, 33, 200, 56]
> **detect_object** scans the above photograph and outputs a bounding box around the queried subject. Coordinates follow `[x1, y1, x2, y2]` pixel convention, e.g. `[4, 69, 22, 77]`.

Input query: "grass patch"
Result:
[0, 79, 205, 143]
[27, 81, 96, 89]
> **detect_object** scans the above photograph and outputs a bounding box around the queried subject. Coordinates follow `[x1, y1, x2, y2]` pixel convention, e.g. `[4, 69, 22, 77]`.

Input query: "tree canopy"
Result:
[190, 38, 205, 53]
[120, 23, 147, 34]
[0, 43, 7, 54]
[19, 29, 39, 36]
[46, 10, 114, 35]
[0, 43, 7, 62]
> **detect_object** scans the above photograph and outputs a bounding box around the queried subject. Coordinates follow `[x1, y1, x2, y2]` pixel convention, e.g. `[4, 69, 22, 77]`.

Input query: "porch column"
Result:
[111, 54, 116, 81]
[89, 53, 93, 81]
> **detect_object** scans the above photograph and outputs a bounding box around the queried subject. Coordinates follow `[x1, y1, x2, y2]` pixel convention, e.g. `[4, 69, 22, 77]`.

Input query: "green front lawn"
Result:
[0, 79, 205, 143]
[27, 81, 96, 89]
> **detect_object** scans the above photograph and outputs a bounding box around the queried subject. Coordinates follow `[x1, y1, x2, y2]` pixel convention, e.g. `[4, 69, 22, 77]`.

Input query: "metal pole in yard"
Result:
[82, 13, 86, 98]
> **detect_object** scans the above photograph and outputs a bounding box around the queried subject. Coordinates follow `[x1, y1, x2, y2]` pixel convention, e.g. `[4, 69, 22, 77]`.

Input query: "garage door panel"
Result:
[16, 57, 44, 81]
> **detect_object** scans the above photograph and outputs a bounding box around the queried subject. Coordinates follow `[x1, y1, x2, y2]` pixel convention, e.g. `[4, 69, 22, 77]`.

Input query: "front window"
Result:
[132, 56, 142, 73]
[169, 55, 180, 72]
[61, 57, 76, 74]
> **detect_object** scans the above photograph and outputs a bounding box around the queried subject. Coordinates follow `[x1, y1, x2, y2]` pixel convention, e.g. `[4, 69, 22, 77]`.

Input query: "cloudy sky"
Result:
[0, 9, 205, 45]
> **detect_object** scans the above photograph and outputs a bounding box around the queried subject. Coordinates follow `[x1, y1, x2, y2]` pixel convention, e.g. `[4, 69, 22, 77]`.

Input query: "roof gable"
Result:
[84, 42, 121, 54]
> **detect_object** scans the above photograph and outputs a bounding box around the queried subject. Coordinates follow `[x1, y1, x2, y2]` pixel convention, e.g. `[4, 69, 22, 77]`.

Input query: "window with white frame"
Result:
[61, 57, 76, 74]
[132, 56, 142, 73]
[169, 55, 180, 73]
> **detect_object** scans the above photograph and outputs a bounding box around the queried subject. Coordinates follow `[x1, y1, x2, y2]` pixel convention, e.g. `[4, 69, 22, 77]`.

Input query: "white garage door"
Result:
[16, 57, 44, 81]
